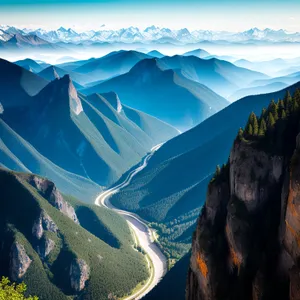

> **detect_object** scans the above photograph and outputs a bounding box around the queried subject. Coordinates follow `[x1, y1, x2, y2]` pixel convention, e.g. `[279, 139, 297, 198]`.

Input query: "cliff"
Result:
[187, 90, 300, 300]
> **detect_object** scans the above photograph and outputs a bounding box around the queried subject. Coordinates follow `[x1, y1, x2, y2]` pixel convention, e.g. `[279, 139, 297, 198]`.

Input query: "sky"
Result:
[0, 0, 300, 32]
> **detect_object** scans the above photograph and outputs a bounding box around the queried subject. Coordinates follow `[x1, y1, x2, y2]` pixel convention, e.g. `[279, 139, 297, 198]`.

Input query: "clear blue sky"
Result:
[0, 0, 299, 32]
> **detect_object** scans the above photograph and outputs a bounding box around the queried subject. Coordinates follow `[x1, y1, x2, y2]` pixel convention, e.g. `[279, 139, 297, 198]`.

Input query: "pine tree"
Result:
[278, 99, 285, 110]
[284, 90, 292, 103]
[281, 110, 287, 119]
[216, 165, 221, 176]
[253, 114, 259, 135]
[294, 89, 300, 105]
[258, 118, 267, 136]
[261, 108, 267, 118]
[292, 97, 299, 112]
[267, 112, 275, 128]
[268, 99, 278, 121]
[284, 91, 293, 115]
[248, 124, 253, 135]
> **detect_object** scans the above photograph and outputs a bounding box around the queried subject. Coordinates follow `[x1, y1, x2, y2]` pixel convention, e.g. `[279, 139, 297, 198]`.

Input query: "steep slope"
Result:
[110, 82, 300, 258]
[187, 88, 300, 300]
[1, 72, 178, 195]
[37, 65, 91, 86]
[82, 58, 228, 130]
[0, 119, 100, 201]
[157, 55, 269, 99]
[74, 50, 151, 81]
[0, 169, 149, 300]
[0, 58, 48, 107]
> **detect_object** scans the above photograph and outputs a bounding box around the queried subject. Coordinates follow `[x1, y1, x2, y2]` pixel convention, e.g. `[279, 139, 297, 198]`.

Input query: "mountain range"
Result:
[81, 58, 229, 130]
[1, 25, 300, 44]
[0, 58, 178, 202]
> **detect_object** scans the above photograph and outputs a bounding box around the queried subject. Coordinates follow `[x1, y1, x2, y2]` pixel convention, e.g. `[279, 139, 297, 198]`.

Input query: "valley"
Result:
[95, 144, 167, 300]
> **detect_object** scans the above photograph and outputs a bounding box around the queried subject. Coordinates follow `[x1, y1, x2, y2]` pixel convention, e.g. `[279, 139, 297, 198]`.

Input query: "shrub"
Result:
[0, 277, 38, 300]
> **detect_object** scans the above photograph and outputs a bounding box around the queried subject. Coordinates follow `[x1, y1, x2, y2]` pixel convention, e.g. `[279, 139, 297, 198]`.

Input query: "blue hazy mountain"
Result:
[229, 81, 288, 101]
[157, 55, 269, 98]
[147, 50, 165, 58]
[14, 58, 47, 73]
[0, 60, 178, 196]
[74, 50, 151, 82]
[0, 58, 48, 107]
[56, 57, 97, 71]
[37, 65, 89, 87]
[183, 48, 210, 58]
[110, 81, 300, 249]
[248, 71, 300, 89]
[82, 58, 229, 130]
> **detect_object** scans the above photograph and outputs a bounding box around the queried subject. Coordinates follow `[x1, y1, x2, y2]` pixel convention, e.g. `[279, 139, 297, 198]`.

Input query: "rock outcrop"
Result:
[187, 130, 300, 300]
[37, 237, 55, 258]
[69, 258, 90, 292]
[32, 210, 58, 239]
[10, 242, 32, 281]
[25, 175, 79, 224]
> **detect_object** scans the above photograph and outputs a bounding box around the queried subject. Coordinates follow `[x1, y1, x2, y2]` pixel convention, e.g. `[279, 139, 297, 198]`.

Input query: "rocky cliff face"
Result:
[32, 210, 58, 239]
[69, 258, 90, 292]
[10, 242, 32, 281]
[24, 175, 79, 224]
[187, 130, 300, 300]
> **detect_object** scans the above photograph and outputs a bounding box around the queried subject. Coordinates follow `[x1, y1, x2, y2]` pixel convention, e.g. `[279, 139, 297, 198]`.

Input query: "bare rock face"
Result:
[32, 210, 58, 239]
[37, 237, 55, 258]
[69, 258, 90, 292]
[10, 242, 32, 281]
[187, 134, 300, 300]
[26, 175, 79, 224]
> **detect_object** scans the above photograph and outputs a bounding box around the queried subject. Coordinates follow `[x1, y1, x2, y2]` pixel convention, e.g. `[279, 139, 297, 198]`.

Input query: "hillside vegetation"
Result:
[0, 168, 149, 299]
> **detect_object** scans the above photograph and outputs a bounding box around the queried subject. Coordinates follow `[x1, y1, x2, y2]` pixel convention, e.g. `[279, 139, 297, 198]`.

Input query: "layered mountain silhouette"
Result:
[147, 50, 165, 58]
[14, 58, 46, 73]
[0, 59, 178, 200]
[183, 48, 210, 58]
[74, 50, 151, 82]
[82, 58, 229, 130]
[157, 55, 269, 98]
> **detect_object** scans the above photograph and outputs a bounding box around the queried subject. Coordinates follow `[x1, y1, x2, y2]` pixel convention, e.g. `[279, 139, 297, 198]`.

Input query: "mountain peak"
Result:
[37, 75, 83, 116]
[58, 26, 67, 32]
[100, 92, 122, 113]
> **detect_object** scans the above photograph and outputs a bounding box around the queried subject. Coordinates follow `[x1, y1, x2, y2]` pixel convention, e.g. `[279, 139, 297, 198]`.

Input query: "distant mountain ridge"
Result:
[1, 25, 300, 44]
